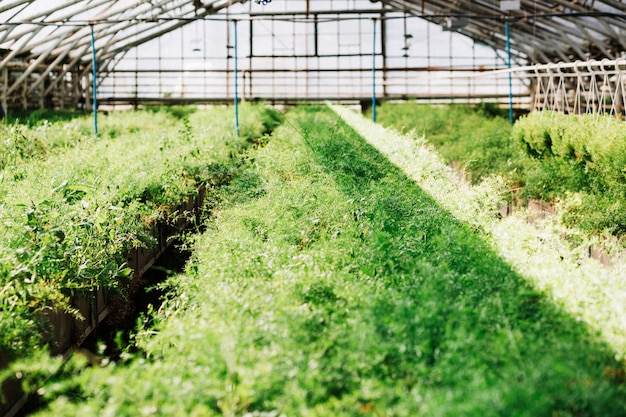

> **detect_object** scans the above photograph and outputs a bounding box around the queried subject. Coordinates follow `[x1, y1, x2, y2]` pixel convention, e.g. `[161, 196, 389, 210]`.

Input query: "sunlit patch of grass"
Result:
[333, 103, 626, 361]
[369, 102, 517, 184]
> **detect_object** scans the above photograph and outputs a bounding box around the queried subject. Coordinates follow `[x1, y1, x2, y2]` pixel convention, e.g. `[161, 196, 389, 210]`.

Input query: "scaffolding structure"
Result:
[529, 59, 626, 117]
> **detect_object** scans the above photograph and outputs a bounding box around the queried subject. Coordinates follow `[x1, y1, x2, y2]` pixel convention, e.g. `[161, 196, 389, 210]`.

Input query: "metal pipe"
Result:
[234, 19, 240, 137]
[372, 18, 377, 124]
[91, 24, 99, 140]
[249, 18, 254, 99]
[380, 10, 388, 98]
[506, 20, 513, 125]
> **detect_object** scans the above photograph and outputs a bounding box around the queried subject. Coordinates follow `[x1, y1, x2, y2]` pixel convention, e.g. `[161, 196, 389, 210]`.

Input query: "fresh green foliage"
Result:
[144, 104, 198, 120]
[335, 103, 626, 370]
[33, 106, 626, 416]
[0, 109, 186, 170]
[0, 103, 277, 358]
[5, 109, 86, 127]
[371, 103, 518, 182]
[374, 103, 626, 240]
[0, 123, 47, 170]
[513, 112, 626, 235]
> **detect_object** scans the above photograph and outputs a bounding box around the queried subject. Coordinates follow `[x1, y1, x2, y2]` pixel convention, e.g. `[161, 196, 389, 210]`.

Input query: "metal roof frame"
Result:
[0, 0, 625, 108]
[380, 0, 626, 63]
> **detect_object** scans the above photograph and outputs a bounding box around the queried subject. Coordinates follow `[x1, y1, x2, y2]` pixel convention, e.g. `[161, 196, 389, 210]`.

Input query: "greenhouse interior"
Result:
[2, 1, 626, 416]
[2, 0, 626, 112]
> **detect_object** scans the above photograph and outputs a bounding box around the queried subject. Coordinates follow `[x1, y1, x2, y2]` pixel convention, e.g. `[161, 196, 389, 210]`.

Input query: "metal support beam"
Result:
[91, 24, 99, 139]
[506, 20, 514, 124]
[1, 67, 8, 114]
[372, 18, 377, 123]
[5, 33, 65, 97]
[27, 38, 80, 94]
[0, 0, 32, 15]
[248, 17, 253, 100]
[380, 10, 388, 98]
[233, 19, 240, 137]
[42, 42, 92, 97]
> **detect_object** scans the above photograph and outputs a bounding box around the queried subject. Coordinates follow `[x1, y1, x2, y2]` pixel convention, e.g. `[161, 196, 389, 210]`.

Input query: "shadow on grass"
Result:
[5, 108, 89, 127]
[295, 106, 626, 416]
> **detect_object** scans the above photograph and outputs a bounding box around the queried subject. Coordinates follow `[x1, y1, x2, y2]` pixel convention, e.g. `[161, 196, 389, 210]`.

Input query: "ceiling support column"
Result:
[1, 67, 8, 116]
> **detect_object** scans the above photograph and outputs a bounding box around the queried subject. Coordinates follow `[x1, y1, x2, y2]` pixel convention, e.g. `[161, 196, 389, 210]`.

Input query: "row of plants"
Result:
[512, 111, 626, 235]
[336, 103, 626, 375]
[0, 108, 186, 171]
[28, 105, 626, 416]
[368, 103, 516, 182]
[0, 103, 280, 360]
[371, 103, 626, 242]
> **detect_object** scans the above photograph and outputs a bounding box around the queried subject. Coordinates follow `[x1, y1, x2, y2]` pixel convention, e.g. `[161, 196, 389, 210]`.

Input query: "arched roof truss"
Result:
[0, 0, 248, 101]
[379, 0, 626, 63]
[0, 0, 624, 109]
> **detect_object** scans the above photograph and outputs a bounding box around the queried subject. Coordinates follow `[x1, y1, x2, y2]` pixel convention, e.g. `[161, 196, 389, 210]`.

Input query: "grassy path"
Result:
[332, 104, 626, 361]
[33, 106, 626, 416]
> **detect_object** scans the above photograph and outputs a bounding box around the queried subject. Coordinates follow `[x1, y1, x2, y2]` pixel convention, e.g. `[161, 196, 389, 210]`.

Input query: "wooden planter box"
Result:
[1, 186, 207, 417]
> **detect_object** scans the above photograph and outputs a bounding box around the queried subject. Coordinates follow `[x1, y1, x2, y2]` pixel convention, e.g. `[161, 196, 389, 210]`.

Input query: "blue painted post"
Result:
[90, 24, 99, 139]
[234, 19, 240, 137]
[372, 18, 377, 124]
[505, 20, 514, 125]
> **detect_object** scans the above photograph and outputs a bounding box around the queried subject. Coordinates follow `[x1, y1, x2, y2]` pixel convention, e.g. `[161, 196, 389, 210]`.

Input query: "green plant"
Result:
[513, 112, 626, 236]
[0, 123, 47, 170]
[31, 105, 626, 417]
[0, 104, 278, 359]
[145, 104, 198, 120]
[374, 103, 626, 240]
[4, 109, 85, 127]
[372, 103, 517, 183]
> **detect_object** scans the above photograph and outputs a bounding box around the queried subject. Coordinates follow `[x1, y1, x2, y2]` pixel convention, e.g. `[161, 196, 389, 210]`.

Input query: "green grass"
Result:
[372, 103, 626, 245]
[370, 103, 518, 183]
[335, 103, 626, 367]
[512, 111, 626, 236]
[0, 104, 277, 359]
[29, 105, 626, 416]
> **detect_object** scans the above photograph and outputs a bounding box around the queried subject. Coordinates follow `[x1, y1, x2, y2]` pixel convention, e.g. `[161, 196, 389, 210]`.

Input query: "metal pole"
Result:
[90, 24, 99, 139]
[380, 12, 388, 98]
[505, 20, 514, 125]
[1, 67, 8, 119]
[234, 19, 240, 137]
[372, 18, 377, 124]
[249, 18, 254, 99]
